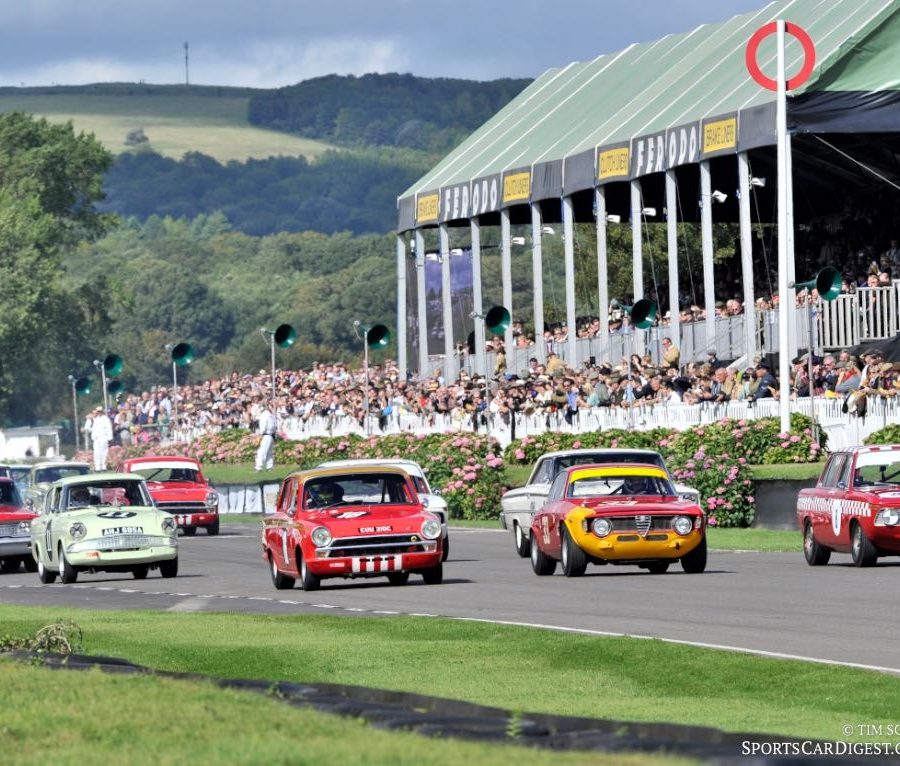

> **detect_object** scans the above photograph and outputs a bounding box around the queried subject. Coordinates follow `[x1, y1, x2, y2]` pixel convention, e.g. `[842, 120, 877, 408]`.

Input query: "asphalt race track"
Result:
[1, 525, 898, 675]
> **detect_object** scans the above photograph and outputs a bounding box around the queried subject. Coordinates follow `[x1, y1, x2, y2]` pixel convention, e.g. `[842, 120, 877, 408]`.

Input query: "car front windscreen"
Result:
[66, 481, 153, 510]
[853, 453, 900, 488]
[567, 474, 675, 498]
[35, 466, 89, 484]
[0, 481, 24, 506]
[304, 473, 414, 509]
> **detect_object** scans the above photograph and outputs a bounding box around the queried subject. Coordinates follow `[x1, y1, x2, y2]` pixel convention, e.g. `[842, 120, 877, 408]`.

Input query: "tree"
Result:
[0, 112, 114, 424]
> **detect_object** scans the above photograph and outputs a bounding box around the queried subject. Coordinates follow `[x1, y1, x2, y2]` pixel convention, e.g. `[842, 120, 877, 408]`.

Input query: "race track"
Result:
[1, 524, 898, 675]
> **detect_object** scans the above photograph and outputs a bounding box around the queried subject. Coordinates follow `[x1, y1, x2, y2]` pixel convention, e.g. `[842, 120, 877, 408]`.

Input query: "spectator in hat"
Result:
[661, 336, 680, 370]
[89, 406, 114, 471]
[835, 358, 862, 394]
[749, 363, 779, 402]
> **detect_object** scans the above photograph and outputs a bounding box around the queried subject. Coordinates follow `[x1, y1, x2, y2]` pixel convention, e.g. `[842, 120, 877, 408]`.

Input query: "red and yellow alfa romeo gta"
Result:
[262, 465, 444, 591]
[530, 464, 707, 576]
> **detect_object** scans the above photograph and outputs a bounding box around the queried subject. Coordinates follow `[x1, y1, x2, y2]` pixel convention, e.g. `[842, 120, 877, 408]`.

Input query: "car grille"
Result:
[608, 515, 679, 535]
[325, 533, 430, 558]
[156, 501, 208, 513]
[94, 534, 158, 551]
[0, 524, 26, 538]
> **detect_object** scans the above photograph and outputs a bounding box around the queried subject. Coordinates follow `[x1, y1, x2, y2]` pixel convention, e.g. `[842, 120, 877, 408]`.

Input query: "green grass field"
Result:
[0, 92, 335, 162]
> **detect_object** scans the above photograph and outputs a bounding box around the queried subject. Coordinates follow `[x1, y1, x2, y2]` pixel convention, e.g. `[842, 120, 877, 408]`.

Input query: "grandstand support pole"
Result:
[415, 229, 428, 378]
[530, 203, 546, 364]
[776, 18, 791, 434]
[471, 218, 487, 378]
[500, 209, 514, 359]
[785, 132, 799, 363]
[563, 195, 578, 368]
[700, 161, 716, 355]
[630, 181, 645, 356]
[439, 223, 456, 384]
[396, 234, 407, 381]
[737, 153, 757, 362]
[595, 187, 610, 344]
[665, 170, 680, 358]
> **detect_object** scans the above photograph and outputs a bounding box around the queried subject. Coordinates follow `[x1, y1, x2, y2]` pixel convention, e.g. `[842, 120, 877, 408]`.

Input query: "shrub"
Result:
[864, 424, 900, 445]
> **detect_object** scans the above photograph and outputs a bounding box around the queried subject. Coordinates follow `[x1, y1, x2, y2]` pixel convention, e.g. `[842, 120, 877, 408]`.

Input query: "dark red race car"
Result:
[0, 477, 38, 573]
[118, 456, 220, 535]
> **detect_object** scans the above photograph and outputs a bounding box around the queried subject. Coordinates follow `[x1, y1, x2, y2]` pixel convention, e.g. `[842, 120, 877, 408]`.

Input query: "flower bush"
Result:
[864, 424, 900, 445]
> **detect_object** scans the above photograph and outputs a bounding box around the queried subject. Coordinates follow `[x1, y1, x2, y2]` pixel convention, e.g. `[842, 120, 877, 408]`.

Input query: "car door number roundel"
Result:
[46, 519, 53, 561]
[281, 528, 290, 565]
[831, 499, 842, 537]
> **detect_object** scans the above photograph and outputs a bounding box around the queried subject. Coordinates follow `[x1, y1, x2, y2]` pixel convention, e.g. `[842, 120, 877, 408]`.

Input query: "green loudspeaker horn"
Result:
[171, 342, 194, 366]
[103, 353, 123, 376]
[274, 323, 296, 347]
[793, 267, 842, 302]
[75, 377, 92, 395]
[367, 324, 391, 349]
[108, 380, 125, 395]
[484, 306, 511, 336]
[622, 298, 656, 330]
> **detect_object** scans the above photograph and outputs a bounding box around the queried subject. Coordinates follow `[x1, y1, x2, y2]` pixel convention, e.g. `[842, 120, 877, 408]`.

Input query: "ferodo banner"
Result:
[665, 121, 700, 168]
[470, 173, 501, 216]
[440, 182, 472, 222]
[702, 114, 738, 158]
[597, 142, 630, 183]
[416, 191, 440, 225]
[631, 131, 666, 177]
[502, 170, 531, 206]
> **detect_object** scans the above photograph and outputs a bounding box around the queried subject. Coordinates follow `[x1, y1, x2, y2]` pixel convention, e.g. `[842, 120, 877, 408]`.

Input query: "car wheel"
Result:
[514, 523, 531, 558]
[803, 522, 831, 566]
[22, 556, 37, 573]
[387, 571, 410, 586]
[132, 566, 149, 580]
[422, 562, 443, 585]
[850, 523, 877, 567]
[206, 519, 220, 536]
[298, 550, 321, 591]
[530, 532, 557, 576]
[0, 559, 20, 574]
[159, 557, 178, 578]
[646, 562, 670, 574]
[560, 527, 587, 577]
[441, 533, 449, 562]
[680, 536, 707, 574]
[182, 526, 197, 537]
[58, 545, 78, 584]
[37, 551, 56, 584]
[269, 552, 295, 590]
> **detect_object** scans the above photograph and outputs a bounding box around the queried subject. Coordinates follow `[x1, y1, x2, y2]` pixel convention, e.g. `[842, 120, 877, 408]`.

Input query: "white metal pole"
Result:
[364, 331, 370, 436]
[172, 360, 179, 437]
[665, 169, 680, 355]
[776, 19, 791, 434]
[439, 223, 456, 383]
[738, 153, 757, 362]
[471, 219, 486, 377]
[531, 203, 546, 364]
[395, 235, 407, 381]
[71, 381, 80, 452]
[563, 195, 578, 368]
[500, 209, 514, 358]
[630, 181, 645, 357]
[595, 188, 610, 343]
[415, 229, 428, 378]
[700, 161, 716, 354]
[270, 334, 276, 407]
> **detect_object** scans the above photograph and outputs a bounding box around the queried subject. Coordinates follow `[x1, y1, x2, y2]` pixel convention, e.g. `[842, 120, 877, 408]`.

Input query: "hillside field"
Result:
[0, 90, 335, 162]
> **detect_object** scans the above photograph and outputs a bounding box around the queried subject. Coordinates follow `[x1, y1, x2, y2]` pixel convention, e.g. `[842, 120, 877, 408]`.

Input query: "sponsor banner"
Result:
[397, 195, 416, 232]
[739, 103, 775, 151]
[702, 113, 738, 158]
[470, 173, 502, 216]
[502, 168, 531, 206]
[597, 142, 630, 183]
[440, 182, 472, 222]
[631, 131, 667, 177]
[415, 190, 440, 225]
[665, 121, 701, 168]
[531, 159, 563, 199]
[563, 147, 595, 195]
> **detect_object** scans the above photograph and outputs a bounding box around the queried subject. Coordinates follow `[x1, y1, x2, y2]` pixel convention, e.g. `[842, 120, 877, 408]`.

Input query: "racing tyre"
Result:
[680, 536, 707, 574]
[22, 556, 38, 573]
[441, 534, 449, 562]
[58, 545, 78, 584]
[530, 532, 557, 576]
[514, 523, 531, 558]
[0, 559, 20, 573]
[37, 552, 56, 584]
[646, 561, 670, 574]
[207, 518, 220, 536]
[850, 523, 877, 567]
[182, 526, 197, 537]
[298, 550, 321, 591]
[269, 552, 295, 590]
[422, 562, 443, 585]
[132, 566, 149, 580]
[803, 522, 831, 566]
[159, 557, 179, 578]
[560, 527, 587, 577]
[387, 571, 410, 586]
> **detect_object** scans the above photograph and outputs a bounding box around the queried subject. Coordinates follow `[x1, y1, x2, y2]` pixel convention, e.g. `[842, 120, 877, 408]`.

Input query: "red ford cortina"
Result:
[530, 463, 707, 577]
[118, 456, 219, 535]
[0, 477, 37, 574]
[798, 445, 900, 567]
[262, 466, 444, 591]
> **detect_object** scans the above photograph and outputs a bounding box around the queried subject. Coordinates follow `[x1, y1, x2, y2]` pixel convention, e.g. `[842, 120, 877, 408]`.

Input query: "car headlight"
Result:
[875, 508, 900, 527]
[16, 520, 31, 535]
[591, 518, 612, 538]
[69, 522, 87, 540]
[161, 516, 177, 534]
[205, 491, 219, 509]
[673, 516, 694, 536]
[420, 517, 442, 540]
[310, 526, 333, 548]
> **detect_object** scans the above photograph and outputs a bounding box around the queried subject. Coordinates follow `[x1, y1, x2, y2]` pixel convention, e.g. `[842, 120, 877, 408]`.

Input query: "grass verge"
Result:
[707, 527, 799, 552]
[0, 605, 895, 745]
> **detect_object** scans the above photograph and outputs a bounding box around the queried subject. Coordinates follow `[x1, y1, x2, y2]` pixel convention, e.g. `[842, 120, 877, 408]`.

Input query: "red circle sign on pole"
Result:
[745, 21, 815, 91]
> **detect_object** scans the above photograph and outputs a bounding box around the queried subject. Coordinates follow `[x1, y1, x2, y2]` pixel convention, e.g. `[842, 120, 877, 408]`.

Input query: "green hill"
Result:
[0, 84, 335, 162]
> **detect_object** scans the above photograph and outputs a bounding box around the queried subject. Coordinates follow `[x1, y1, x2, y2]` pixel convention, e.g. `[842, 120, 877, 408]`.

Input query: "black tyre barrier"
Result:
[7, 652, 892, 765]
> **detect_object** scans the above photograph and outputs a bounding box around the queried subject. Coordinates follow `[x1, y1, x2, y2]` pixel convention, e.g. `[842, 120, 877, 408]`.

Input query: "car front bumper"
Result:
[0, 538, 32, 559]
[307, 548, 441, 577]
[572, 528, 704, 562]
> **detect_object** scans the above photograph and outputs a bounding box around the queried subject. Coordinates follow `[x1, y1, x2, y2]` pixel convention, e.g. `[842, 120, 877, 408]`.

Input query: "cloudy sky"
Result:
[0, 0, 768, 88]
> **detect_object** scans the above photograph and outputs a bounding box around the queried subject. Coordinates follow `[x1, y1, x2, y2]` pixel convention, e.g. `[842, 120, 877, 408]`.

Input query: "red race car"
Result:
[798, 445, 900, 567]
[0, 477, 38, 573]
[262, 465, 444, 591]
[118, 456, 219, 536]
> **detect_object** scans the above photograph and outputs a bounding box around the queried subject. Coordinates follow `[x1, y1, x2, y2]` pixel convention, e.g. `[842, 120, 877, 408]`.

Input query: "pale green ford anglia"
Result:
[29, 473, 178, 584]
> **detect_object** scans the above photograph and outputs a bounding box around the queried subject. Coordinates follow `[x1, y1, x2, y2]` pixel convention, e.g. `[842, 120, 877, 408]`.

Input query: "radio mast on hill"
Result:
[184, 42, 190, 86]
